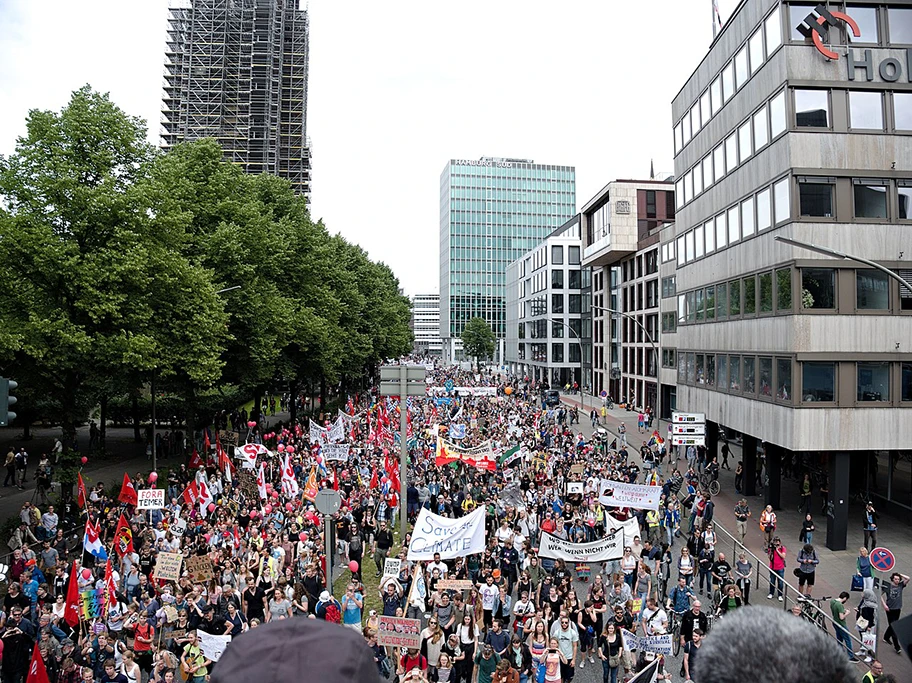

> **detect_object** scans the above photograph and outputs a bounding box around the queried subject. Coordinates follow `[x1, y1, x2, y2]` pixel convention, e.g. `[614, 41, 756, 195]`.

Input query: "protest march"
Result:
[2, 360, 708, 683]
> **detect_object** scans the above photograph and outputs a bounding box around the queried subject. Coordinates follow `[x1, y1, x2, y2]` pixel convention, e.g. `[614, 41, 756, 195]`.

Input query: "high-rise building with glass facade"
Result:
[439, 157, 576, 362]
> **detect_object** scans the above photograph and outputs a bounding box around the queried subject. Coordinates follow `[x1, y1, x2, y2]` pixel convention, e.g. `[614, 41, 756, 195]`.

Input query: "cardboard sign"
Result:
[138, 488, 166, 510]
[383, 558, 401, 578]
[377, 616, 422, 648]
[436, 579, 474, 591]
[154, 552, 183, 581]
[199, 632, 232, 661]
[185, 555, 214, 583]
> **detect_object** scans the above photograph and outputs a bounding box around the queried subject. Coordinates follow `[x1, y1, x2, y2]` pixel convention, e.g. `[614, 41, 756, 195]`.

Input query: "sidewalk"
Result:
[560, 393, 911, 679]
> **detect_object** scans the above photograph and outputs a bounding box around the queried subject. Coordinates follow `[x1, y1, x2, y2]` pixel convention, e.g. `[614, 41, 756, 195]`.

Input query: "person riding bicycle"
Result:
[710, 553, 733, 608]
[666, 577, 695, 614]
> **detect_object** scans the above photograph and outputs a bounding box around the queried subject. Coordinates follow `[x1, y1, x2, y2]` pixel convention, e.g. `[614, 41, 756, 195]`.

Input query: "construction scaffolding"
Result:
[161, 0, 312, 200]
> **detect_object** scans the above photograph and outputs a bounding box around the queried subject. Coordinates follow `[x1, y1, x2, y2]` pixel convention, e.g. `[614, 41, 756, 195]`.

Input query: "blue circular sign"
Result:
[871, 547, 895, 572]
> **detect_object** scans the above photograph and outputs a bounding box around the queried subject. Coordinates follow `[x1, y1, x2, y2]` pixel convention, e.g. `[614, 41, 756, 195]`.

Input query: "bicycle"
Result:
[700, 471, 721, 496]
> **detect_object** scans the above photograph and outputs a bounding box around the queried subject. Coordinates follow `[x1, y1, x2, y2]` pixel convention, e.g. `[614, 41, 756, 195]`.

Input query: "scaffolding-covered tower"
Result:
[161, 0, 312, 200]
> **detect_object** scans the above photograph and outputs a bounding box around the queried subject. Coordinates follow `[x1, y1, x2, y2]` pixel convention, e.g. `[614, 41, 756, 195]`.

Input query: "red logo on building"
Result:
[797, 4, 860, 60]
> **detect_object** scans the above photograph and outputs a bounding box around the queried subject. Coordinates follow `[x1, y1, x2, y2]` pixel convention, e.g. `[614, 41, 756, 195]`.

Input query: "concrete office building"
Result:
[439, 157, 576, 363]
[581, 180, 676, 412]
[410, 294, 442, 357]
[162, 0, 312, 199]
[505, 217, 592, 388]
[667, 0, 912, 548]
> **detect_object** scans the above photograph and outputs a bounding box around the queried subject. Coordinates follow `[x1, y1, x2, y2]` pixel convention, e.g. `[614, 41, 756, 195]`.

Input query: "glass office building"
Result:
[440, 157, 576, 362]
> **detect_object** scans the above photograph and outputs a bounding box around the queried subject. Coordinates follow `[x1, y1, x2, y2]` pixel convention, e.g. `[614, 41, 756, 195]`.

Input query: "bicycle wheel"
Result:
[672, 621, 682, 656]
[709, 480, 721, 496]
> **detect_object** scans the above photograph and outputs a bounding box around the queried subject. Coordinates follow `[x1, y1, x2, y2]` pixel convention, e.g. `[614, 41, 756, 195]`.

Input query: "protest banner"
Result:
[199, 632, 232, 661]
[382, 558, 401, 579]
[376, 616, 421, 648]
[436, 579, 474, 591]
[566, 482, 584, 495]
[185, 555, 214, 583]
[605, 513, 642, 546]
[641, 634, 673, 654]
[537, 530, 623, 562]
[407, 507, 486, 560]
[321, 443, 350, 462]
[598, 479, 662, 511]
[154, 552, 183, 581]
[137, 489, 165, 510]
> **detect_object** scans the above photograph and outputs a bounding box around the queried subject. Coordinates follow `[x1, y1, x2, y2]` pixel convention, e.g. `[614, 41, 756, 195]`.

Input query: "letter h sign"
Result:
[797, 4, 861, 60]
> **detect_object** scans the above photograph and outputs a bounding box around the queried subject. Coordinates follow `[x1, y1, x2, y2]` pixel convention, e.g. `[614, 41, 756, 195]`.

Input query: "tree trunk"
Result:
[99, 395, 107, 447]
[131, 392, 142, 442]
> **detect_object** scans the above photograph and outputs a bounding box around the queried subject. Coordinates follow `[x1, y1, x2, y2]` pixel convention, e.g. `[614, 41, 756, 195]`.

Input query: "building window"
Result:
[759, 271, 773, 313]
[857, 362, 890, 401]
[798, 180, 834, 217]
[802, 362, 835, 402]
[854, 182, 888, 219]
[743, 276, 756, 315]
[551, 270, 564, 289]
[795, 89, 829, 127]
[777, 268, 792, 310]
[717, 354, 729, 390]
[856, 269, 890, 310]
[774, 178, 790, 223]
[849, 91, 884, 130]
[551, 245, 563, 265]
[801, 268, 836, 309]
[568, 246, 580, 265]
[903, 363, 912, 401]
[729, 279, 741, 316]
[888, 8, 912, 44]
[777, 358, 792, 401]
[552, 343, 564, 363]
[552, 294, 564, 313]
[568, 295, 582, 313]
[895, 93, 912, 130]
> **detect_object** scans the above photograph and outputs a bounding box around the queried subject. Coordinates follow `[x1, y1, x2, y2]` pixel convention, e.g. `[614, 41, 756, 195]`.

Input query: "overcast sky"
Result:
[0, 0, 740, 296]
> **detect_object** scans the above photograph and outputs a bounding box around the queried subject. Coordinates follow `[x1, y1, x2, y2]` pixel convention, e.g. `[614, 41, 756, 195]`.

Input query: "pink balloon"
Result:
[264, 504, 273, 514]
[81, 456, 88, 465]
[277, 444, 285, 453]
[299, 532, 308, 542]
[81, 568, 92, 580]
[148, 472, 158, 484]
[207, 503, 216, 513]
[247, 421, 257, 428]
[286, 445, 295, 454]
[348, 561, 359, 573]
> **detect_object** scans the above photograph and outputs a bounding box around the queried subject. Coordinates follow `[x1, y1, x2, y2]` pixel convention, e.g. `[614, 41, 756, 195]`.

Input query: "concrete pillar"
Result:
[826, 451, 850, 551]
[743, 435, 757, 497]
[705, 420, 719, 465]
[764, 443, 782, 510]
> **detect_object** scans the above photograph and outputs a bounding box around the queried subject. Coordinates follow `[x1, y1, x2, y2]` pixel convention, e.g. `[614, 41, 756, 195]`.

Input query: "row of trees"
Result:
[0, 86, 413, 454]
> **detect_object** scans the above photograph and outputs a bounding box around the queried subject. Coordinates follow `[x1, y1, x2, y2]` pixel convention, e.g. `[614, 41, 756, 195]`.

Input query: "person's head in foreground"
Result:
[210, 616, 380, 683]
[695, 607, 854, 683]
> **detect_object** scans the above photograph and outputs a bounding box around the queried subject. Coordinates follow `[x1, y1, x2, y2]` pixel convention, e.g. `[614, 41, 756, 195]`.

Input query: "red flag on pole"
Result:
[118, 473, 138, 506]
[63, 560, 81, 627]
[26, 639, 51, 683]
[76, 472, 87, 510]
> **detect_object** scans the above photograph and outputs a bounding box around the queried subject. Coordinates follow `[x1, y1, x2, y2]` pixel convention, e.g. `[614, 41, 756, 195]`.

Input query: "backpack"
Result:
[324, 601, 342, 624]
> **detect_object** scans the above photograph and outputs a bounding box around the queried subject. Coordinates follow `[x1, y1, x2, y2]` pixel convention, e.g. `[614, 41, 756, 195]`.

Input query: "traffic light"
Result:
[0, 377, 17, 427]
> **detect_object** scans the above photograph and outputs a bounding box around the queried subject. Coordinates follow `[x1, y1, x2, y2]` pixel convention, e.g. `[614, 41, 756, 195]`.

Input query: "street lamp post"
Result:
[773, 236, 912, 292]
[591, 304, 661, 421]
[550, 319, 584, 397]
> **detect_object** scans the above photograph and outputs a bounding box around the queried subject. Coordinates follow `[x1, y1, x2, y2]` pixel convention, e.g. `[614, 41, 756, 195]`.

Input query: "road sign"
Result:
[672, 412, 706, 424]
[871, 547, 895, 572]
[314, 489, 341, 515]
[672, 424, 706, 436]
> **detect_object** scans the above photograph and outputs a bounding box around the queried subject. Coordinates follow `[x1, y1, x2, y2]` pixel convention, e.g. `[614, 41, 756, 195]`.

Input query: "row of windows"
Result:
[674, 5, 783, 156]
[675, 89, 787, 211]
[676, 352, 912, 405]
[794, 88, 912, 131]
[676, 177, 790, 267]
[787, 3, 912, 47]
[676, 267, 912, 324]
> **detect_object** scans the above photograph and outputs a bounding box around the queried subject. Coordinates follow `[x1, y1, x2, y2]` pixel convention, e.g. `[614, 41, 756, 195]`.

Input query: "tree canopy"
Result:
[0, 86, 412, 443]
[461, 317, 496, 361]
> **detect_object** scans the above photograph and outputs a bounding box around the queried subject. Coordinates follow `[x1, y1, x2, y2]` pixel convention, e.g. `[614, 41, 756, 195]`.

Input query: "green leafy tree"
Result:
[461, 317, 496, 361]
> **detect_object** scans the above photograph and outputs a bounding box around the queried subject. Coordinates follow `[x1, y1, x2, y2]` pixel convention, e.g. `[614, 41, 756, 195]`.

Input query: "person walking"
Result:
[881, 571, 909, 656]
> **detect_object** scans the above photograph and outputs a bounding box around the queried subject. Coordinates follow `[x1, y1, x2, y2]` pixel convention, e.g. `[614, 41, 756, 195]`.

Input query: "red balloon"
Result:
[299, 532, 308, 542]
[247, 421, 257, 428]
[286, 445, 295, 454]
[80, 456, 88, 465]
[348, 561, 359, 573]
[264, 504, 273, 514]
[207, 503, 216, 513]
[148, 472, 158, 484]
[81, 568, 92, 580]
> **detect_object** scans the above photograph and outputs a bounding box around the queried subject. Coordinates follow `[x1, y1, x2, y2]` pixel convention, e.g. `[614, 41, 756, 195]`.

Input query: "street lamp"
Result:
[550, 318, 584, 396]
[773, 236, 912, 292]
[591, 304, 661, 421]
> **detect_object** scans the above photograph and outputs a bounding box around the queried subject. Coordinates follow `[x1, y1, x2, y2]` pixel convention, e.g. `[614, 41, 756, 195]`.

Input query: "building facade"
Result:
[581, 180, 675, 413]
[162, 0, 312, 199]
[439, 157, 576, 363]
[410, 294, 441, 357]
[667, 0, 912, 547]
[505, 217, 592, 388]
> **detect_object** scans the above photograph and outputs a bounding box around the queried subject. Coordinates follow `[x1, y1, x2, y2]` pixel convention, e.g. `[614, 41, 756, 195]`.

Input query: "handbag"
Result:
[851, 574, 864, 592]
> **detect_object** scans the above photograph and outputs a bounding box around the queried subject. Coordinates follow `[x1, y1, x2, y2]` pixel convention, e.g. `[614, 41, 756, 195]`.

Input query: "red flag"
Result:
[118, 473, 138, 506]
[64, 561, 81, 627]
[188, 449, 203, 469]
[26, 638, 50, 683]
[113, 513, 133, 557]
[76, 472, 87, 510]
